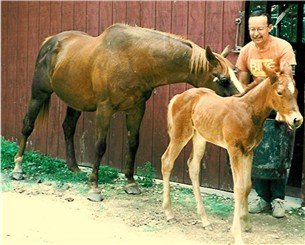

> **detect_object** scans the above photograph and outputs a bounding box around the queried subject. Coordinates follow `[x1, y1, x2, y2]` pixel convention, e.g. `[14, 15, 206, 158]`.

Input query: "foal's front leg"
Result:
[228, 149, 247, 245]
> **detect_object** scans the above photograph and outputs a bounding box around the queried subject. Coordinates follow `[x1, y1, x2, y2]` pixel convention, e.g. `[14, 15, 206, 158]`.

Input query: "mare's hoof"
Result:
[166, 217, 178, 224]
[11, 171, 25, 180]
[87, 192, 104, 202]
[68, 166, 82, 173]
[125, 183, 142, 195]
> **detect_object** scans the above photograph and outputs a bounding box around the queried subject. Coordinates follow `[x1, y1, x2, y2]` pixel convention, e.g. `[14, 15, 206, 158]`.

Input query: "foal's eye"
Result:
[276, 90, 283, 96]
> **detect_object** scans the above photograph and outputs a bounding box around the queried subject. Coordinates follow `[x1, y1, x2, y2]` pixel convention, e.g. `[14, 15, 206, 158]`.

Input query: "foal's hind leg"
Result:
[13, 95, 51, 180]
[161, 140, 186, 220]
[188, 131, 211, 229]
[62, 107, 81, 172]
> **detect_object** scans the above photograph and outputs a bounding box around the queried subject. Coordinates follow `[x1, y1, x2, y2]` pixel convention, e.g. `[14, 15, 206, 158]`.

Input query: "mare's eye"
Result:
[276, 90, 283, 96]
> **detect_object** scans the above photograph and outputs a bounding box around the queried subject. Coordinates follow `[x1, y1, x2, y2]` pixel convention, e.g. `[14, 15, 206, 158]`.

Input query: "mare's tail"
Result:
[36, 96, 51, 128]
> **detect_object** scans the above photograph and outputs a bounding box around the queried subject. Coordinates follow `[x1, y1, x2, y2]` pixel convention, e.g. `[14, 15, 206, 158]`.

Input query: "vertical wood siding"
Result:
[1, 0, 246, 192]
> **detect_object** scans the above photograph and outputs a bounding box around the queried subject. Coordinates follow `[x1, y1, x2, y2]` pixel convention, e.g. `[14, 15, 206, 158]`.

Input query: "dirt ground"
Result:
[2, 176, 305, 245]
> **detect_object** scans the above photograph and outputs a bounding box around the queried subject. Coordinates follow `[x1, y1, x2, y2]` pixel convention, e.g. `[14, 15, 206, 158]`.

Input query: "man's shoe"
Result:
[271, 198, 285, 218]
[249, 197, 271, 213]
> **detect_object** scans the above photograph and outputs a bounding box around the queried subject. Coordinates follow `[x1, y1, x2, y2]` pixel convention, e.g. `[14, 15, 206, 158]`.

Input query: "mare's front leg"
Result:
[124, 104, 145, 194]
[87, 105, 113, 202]
[62, 106, 81, 172]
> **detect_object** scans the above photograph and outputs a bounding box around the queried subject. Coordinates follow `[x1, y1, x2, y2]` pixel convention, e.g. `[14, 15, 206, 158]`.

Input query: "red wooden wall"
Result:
[1, 1, 245, 192]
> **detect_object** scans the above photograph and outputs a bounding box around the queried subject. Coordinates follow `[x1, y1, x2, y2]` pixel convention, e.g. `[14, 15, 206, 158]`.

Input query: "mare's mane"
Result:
[110, 24, 228, 77]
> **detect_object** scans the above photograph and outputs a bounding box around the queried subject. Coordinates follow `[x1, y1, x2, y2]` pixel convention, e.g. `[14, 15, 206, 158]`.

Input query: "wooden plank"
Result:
[1, 1, 8, 140]
[222, 1, 243, 64]
[108, 1, 127, 171]
[26, 2, 40, 152]
[99, 1, 113, 32]
[204, 1, 224, 53]
[6, 2, 18, 142]
[170, 1, 188, 183]
[200, 1, 225, 189]
[15, 1, 29, 146]
[152, 1, 172, 180]
[46, 1, 62, 159]
[58, 1, 74, 160]
[72, 1, 87, 165]
[98, 1, 113, 166]
[218, 1, 245, 191]
[186, 0, 207, 185]
[32, 1, 50, 155]
[135, 1, 156, 169]
[80, 1, 100, 166]
[127, 1, 141, 26]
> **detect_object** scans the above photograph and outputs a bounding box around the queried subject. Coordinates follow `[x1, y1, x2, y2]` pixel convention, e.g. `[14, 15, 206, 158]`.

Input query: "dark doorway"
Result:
[245, 1, 305, 190]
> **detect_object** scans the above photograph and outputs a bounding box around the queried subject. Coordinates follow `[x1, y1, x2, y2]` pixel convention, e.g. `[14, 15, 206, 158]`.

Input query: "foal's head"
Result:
[265, 64, 303, 130]
[195, 46, 243, 97]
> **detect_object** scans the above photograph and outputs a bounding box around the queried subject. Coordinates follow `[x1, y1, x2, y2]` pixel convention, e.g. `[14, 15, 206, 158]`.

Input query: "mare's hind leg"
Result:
[13, 94, 51, 180]
[124, 104, 145, 194]
[188, 131, 211, 229]
[62, 107, 81, 172]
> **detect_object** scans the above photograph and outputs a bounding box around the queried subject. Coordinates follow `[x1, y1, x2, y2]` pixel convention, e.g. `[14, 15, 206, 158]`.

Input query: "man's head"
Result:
[248, 9, 273, 47]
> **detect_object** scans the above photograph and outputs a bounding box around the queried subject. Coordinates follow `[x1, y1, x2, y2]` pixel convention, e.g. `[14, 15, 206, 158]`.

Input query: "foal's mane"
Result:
[234, 78, 265, 97]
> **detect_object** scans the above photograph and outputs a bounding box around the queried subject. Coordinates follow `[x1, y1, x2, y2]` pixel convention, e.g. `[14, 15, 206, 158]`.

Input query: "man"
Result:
[236, 9, 296, 218]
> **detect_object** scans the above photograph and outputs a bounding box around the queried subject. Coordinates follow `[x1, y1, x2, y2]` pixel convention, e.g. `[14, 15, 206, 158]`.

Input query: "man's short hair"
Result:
[250, 9, 271, 25]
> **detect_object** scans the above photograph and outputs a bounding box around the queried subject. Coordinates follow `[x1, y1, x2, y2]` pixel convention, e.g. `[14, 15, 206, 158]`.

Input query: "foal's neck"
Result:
[243, 79, 273, 123]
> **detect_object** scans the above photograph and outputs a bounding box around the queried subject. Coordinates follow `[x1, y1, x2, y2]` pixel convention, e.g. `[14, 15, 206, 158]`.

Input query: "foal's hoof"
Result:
[203, 223, 213, 231]
[87, 192, 104, 202]
[11, 171, 25, 180]
[243, 224, 252, 233]
[125, 183, 142, 195]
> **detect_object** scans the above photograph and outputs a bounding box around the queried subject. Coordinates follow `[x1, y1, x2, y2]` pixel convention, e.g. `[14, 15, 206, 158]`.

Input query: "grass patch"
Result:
[1, 137, 118, 185]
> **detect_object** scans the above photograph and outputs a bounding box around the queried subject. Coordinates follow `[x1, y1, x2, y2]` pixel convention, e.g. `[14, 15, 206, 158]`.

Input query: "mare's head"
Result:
[264, 64, 303, 130]
[191, 46, 244, 97]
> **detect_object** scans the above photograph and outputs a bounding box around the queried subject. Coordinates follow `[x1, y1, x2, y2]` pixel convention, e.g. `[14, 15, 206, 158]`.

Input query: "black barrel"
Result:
[252, 119, 296, 179]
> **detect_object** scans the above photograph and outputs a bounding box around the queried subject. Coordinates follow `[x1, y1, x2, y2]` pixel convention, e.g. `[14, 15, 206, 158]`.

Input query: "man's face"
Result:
[248, 16, 272, 46]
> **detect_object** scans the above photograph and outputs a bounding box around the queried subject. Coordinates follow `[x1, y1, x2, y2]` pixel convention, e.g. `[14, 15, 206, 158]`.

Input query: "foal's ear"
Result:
[281, 63, 293, 77]
[206, 46, 219, 66]
[262, 64, 278, 84]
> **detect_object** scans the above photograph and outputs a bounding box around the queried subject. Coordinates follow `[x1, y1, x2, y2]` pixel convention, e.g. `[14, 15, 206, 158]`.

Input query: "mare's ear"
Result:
[221, 45, 231, 58]
[206, 46, 219, 66]
[262, 64, 278, 84]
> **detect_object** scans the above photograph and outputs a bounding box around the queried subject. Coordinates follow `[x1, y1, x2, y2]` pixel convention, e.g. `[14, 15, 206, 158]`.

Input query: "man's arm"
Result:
[238, 71, 251, 86]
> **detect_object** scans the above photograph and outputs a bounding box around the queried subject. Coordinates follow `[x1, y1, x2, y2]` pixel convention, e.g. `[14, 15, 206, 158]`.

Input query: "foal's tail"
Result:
[36, 96, 51, 128]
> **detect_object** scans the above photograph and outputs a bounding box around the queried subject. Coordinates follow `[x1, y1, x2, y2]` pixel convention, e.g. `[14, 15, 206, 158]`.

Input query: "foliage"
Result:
[136, 161, 156, 187]
[1, 137, 118, 184]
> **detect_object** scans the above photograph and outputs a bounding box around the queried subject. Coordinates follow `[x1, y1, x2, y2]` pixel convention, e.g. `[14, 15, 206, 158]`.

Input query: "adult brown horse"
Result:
[161, 64, 303, 244]
[12, 23, 243, 201]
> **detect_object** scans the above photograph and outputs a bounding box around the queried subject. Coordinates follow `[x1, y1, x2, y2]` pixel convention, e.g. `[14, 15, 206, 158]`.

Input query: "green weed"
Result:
[136, 161, 156, 187]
